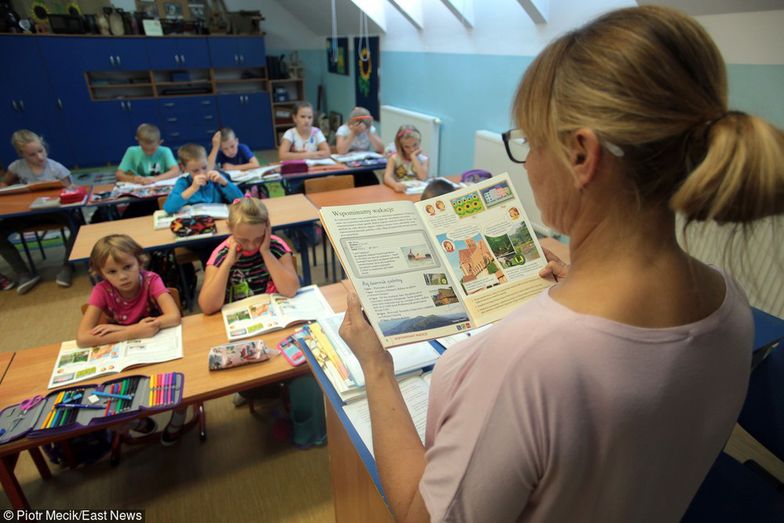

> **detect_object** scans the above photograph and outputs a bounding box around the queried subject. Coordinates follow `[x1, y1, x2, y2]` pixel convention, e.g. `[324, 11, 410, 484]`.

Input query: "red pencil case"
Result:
[280, 160, 308, 175]
[0, 372, 184, 444]
[59, 185, 88, 204]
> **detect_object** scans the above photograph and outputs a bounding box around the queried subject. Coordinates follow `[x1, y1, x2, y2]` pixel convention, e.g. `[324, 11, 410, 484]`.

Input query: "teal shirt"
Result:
[118, 145, 177, 177]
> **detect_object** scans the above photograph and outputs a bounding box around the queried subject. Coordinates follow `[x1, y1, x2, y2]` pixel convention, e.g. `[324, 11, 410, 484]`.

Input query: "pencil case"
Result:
[59, 185, 88, 204]
[280, 160, 308, 175]
[0, 372, 184, 445]
[208, 340, 270, 370]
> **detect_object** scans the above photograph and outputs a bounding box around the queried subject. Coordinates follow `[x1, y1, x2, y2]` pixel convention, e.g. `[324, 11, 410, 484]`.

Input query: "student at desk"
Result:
[338, 6, 784, 523]
[0, 130, 77, 292]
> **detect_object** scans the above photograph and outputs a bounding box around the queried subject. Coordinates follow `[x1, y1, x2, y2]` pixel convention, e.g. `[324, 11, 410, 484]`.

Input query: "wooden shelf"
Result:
[215, 78, 267, 84]
[155, 81, 211, 86]
[269, 78, 303, 83]
[273, 100, 303, 106]
[91, 83, 153, 89]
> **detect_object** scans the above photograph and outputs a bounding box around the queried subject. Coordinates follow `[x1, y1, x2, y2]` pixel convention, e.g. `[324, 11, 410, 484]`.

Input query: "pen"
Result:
[94, 390, 133, 400]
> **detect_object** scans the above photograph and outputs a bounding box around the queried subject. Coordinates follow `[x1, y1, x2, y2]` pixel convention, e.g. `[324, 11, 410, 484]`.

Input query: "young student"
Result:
[164, 143, 243, 214]
[208, 128, 260, 172]
[277, 102, 331, 161]
[116, 124, 180, 185]
[338, 6, 784, 522]
[77, 234, 187, 444]
[164, 143, 243, 266]
[383, 125, 429, 192]
[0, 130, 77, 292]
[420, 178, 458, 201]
[198, 197, 299, 315]
[335, 107, 384, 154]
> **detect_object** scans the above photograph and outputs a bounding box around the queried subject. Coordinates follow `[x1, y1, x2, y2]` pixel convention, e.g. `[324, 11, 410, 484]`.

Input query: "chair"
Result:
[157, 196, 201, 311]
[18, 224, 68, 275]
[303, 175, 354, 282]
[683, 315, 784, 521]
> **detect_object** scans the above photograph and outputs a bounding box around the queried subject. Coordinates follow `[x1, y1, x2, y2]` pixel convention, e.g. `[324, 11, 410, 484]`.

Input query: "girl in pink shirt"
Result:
[77, 234, 185, 445]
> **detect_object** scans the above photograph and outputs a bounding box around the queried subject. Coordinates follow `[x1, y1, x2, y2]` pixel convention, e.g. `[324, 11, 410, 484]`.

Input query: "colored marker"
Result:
[54, 403, 105, 410]
[93, 391, 133, 401]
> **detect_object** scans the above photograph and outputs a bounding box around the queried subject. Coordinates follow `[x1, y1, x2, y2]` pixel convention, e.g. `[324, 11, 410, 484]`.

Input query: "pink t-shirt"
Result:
[420, 271, 753, 522]
[87, 270, 168, 325]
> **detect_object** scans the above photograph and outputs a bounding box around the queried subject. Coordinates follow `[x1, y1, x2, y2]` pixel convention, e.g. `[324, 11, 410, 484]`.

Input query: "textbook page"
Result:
[415, 173, 552, 327]
[320, 201, 471, 348]
[48, 326, 183, 389]
[343, 373, 431, 458]
[221, 285, 333, 341]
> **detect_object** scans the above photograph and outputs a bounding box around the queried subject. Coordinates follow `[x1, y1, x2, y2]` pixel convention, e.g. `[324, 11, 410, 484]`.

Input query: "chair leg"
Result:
[19, 234, 37, 275]
[176, 262, 194, 312]
[35, 232, 46, 259]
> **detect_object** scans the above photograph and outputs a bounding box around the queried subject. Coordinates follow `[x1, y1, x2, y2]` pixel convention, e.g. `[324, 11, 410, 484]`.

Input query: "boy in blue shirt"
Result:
[208, 128, 260, 172]
[116, 123, 180, 184]
[164, 143, 243, 214]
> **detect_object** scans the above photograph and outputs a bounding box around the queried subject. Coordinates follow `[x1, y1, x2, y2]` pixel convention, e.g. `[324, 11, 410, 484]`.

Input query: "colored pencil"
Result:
[148, 375, 154, 406]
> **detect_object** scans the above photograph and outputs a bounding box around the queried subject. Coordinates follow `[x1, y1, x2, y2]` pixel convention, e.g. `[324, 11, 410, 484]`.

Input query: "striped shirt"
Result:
[206, 235, 292, 303]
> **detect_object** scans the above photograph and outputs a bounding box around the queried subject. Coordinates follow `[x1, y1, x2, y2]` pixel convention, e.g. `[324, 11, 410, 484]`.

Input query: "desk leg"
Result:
[325, 401, 393, 523]
[28, 448, 51, 479]
[300, 230, 312, 286]
[0, 453, 31, 510]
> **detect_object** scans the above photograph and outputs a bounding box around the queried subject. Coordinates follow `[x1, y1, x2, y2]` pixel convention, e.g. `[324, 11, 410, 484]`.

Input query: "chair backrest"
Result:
[157, 196, 167, 210]
[81, 287, 183, 316]
[303, 175, 354, 194]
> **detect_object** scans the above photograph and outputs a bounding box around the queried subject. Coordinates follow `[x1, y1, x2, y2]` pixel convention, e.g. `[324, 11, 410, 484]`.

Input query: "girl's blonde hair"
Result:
[228, 197, 269, 229]
[394, 125, 422, 159]
[514, 5, 784, 224]
[11, 129, 45, 155]
[89, 234, 149, 277]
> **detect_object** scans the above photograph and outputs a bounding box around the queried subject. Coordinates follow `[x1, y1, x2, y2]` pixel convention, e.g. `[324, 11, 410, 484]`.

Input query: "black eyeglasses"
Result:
[502, 129, 529, 164]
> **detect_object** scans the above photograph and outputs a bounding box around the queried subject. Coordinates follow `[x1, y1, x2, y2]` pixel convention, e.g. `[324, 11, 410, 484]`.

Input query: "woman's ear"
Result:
[569, 128, 602, 190]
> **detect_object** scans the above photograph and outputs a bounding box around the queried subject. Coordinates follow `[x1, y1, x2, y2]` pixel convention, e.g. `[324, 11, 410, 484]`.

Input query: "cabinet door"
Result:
[80, 37, 149, 71]
[235, 37, 266, 68]
[217, 92, 273, 151]
[208, 38, 241, 67]
[177, 38, 210, 68]
[145, 38, 182, 70]
[124, 99, 160, 135]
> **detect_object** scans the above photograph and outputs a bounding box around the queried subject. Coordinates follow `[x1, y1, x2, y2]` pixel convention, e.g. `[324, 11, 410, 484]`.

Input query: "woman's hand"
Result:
[90, 324, 124, 337]
[259, 222, 272, 255]
[339, 292, 391, 369]
[539, 247, 569, 282]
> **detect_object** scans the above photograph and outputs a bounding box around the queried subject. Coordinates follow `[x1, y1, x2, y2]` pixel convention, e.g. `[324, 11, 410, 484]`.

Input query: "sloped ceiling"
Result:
[276, 0, 386, 35]
[637, 0, 784, 16]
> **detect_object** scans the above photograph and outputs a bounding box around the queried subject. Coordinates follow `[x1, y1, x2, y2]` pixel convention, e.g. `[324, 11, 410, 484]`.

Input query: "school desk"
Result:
[68, 193, 321, 285]
[0, 281, 351, 509]
[305, 184, 421, 209]
[0, 352, 13, 385]
[0, 187, 92, 220]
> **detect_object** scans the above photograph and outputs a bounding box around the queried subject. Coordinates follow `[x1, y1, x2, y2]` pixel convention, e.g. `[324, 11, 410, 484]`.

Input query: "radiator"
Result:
[380, 105, 440, 178]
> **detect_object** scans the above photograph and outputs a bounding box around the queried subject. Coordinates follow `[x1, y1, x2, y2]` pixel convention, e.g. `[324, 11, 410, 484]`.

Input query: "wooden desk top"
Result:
[306, 184, 420, 209]
[0, 188, 78, 219]
[0, 282, 349, 455]
[69, 193, 320, 262]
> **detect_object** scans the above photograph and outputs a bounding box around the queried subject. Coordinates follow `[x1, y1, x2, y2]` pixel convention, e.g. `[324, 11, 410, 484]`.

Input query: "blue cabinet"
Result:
[81, 38, 150, 71]
[209, 37, 265, 67]
[84, 99, 160, 165]
[158, 96, 218, 149]
[217, 92, 273, 151]
[146, 37, 210, 69]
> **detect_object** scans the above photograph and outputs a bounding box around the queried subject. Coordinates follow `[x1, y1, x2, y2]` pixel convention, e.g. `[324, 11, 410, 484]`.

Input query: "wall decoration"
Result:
[354, 36, 379, 121]
[188, 2, 206, 20]
[135, 0, 157, 18]
[326, 37, 349, 76]
[156, 0, 189, 20]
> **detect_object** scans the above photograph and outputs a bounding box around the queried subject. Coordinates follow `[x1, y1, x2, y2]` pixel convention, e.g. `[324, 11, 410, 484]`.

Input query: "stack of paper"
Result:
[331, 151, 385, 163]
[226, 165, 280, 183]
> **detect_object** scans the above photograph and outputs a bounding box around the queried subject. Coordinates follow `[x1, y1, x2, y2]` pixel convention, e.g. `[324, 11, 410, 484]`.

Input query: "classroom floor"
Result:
[0, 156, 344, 520]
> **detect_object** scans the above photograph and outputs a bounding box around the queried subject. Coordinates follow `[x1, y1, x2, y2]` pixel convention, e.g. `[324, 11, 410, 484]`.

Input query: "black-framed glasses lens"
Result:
[503, 129, 528, 164]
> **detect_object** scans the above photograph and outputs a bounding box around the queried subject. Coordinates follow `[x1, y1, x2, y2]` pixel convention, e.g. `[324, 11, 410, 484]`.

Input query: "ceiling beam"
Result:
[388, 0, 424, 30]
[516, 0, 548, 24]
[440, 0, 474, 28]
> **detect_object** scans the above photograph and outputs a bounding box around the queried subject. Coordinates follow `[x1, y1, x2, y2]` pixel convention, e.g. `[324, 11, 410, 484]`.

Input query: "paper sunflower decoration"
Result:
[67, 2, 81, 16]
[30, 0, 49, 22]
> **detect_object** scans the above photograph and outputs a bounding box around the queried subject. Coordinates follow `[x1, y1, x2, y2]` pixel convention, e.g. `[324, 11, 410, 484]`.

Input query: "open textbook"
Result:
[48, 326, 183, 389]
[320, 173, 552, 348]
[152, 203, 229, 229]
[221, 285, 333, 342]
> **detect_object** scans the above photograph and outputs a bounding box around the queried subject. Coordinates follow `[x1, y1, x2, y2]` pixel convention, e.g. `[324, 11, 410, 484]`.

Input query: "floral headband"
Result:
[396, 128, 420, 139]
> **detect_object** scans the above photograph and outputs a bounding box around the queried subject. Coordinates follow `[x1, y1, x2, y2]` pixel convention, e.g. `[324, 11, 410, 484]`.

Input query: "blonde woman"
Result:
[339, 6, 784, 522]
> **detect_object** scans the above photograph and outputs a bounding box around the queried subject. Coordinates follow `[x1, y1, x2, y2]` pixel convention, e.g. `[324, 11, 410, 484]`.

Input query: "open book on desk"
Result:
[295, 315, 440, 403]
[153, 203, 229, 229]
[226, 165, 281, 184]
[0, 180, 65, 195]
[319, 172, 553, 348]
[221, 285, 333, 342]
[48, 326, 183, 389]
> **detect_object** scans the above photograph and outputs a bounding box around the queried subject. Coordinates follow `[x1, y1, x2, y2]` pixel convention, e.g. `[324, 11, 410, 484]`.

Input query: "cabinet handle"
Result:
[240, 54, 245, 64]
[201, 100, 211, 105]
[163, 102, 175, 107]
[180, 54, 186, 63]
[204, 115, 213, 120]
[234, 54, 239, 63]
[57, 98, 63, 110]
[167, 117, 177, 122]
[18, 100, 25, 111]
[109, 55, 116, 66]
[127, 101, 132, 110]
[175, 54, 180, 64]
[12, 100, 18, 111]
[171, 132, 181, 137]
[120, 101, 126, 111]
[116, 55, 122, 66]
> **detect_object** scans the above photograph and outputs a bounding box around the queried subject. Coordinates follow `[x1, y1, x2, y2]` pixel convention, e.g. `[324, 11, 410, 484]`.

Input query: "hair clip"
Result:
[232, 198, 242, 204]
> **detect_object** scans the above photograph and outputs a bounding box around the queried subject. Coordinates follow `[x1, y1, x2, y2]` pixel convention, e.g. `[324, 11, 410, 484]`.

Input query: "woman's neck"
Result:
[296, 126, 312, 139]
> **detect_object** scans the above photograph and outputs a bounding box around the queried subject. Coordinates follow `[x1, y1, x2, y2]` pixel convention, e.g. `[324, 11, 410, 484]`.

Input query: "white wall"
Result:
[224, 0, 324, 49]
[694, 10, 784, 64]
